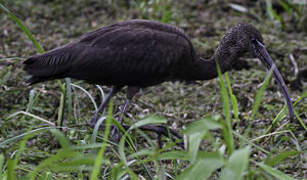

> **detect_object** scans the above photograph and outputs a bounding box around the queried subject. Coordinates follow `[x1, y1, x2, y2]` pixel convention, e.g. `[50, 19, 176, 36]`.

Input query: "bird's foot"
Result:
[111, 125, 122, 143]
[89, 117, 123, 143]
[88, 121, 183, 149]
[89, 114, 99, 128]
[110, 124, 183, 148]
[139, 125, 183, 149]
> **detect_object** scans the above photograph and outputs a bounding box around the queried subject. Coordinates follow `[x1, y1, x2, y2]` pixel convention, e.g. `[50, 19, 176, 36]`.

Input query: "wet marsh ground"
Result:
[0, 0, 306, 179]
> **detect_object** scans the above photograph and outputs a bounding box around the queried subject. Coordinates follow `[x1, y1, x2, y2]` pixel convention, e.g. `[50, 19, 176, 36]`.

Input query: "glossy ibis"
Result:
[23, 20, 295, 143]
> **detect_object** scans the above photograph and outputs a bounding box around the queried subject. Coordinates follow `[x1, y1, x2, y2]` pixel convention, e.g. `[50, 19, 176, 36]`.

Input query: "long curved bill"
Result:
[252, 40, 295, 120]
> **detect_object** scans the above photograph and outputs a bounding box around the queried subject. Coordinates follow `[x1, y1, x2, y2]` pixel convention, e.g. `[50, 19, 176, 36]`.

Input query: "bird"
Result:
[23, 20, 295, 143]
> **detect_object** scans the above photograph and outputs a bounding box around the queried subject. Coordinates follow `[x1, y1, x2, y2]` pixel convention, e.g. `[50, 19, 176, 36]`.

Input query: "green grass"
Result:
[265, 0, 304, 30]
[215, 58, 234, 155]
[91, 101, 113, 180]
[1, 0, 306, 179]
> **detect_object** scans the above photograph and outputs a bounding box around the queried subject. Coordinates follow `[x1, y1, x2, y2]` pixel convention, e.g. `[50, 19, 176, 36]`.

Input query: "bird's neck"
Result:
[192, 49, 240, 80]
[189, 29, 249, 81]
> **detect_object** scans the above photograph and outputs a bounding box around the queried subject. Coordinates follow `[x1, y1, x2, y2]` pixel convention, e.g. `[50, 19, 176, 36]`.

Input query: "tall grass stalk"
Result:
[58, 89, 66, 126]
[0, 155, 4, 179]
[71, 83, 98, 111]
[90, 100, 114, 180]
[0, 4, 44, 53]
[251, 67, 273, 119]
[255, 161, 295, 180]
[225, 72, 239, 120]
[7, 128, 33, 179]
[215, 58, 234, 155]
[65, 78, 73, 122]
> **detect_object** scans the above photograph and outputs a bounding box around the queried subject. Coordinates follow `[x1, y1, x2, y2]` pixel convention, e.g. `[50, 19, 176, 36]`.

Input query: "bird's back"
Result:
[24, 20, 197, 86]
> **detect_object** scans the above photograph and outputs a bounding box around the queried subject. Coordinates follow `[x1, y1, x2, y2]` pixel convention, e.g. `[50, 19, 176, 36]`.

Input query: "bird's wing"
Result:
[69, 25, 196, 86]
[78, 20, 191, 45]
[23, 21, 196, 86]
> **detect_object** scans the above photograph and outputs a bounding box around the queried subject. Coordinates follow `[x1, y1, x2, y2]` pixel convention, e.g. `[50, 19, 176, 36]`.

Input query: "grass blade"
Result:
[156, 151, 189, 161]
[257, 162, 295, 180]
[220, 146, 250, 180]
[265, 0, 274, 20]
[184, 116, 221, 162]
[216, 58, 234, 155]
[71, 83, 98, 111]
[50, 129, 70, 149]
[91, 117, 106, 144]
[30, 150, 82, 179]
[90, 100, 113, 180]
[0, 127, 55, 147]
[0, 3, 44, 53]
[225, 72, 239, 120]
[131, 116, 167, 128]
[265, 151, 300, 167]
[251, 68, 273, 119]
[177, 151, 223, 180]
[8, 128, 33, 179]
[0, 154, 4, 179]
[26, 89, 40, 113]
[118, 133, 139, 180]
[7, 159, 16, 180]
[57, 89, 66, 127]
[65, 78, 73, 122]
[7, 111, 54, 126]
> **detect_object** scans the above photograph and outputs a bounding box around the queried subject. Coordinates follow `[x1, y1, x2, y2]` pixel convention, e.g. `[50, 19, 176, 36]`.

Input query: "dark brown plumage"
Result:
[24, 20, 195, 86]
[23, 20, 295, 142]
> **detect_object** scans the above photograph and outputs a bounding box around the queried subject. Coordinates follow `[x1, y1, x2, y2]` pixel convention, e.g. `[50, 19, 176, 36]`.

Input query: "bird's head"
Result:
[218, 23, 263, 55]
[218, 23, 295, 120]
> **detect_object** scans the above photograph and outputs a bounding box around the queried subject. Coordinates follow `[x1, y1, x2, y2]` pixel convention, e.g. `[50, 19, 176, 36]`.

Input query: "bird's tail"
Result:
[23, 46, 74, 85]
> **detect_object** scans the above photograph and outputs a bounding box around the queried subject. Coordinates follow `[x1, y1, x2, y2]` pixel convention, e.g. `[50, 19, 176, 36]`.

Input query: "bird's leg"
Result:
[90, 86, 122, 128]
[111, 98, 131, 142]
[111, 86, 140, 143]
[109, 87, 183, 148]
[158, 134, 163, 148]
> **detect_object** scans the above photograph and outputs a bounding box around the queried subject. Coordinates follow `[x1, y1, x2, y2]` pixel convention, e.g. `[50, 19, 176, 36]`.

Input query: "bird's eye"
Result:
[251, 37, 265, 46]
[251, 38, 257, 43]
